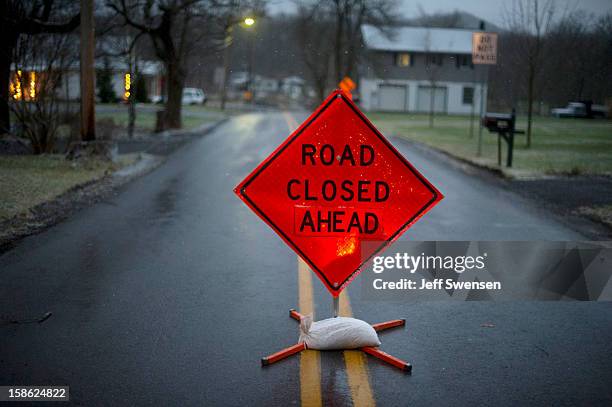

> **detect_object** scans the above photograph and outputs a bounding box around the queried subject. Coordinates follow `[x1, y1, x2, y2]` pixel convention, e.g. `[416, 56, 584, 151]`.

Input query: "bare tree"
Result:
[98, 32, 143, 138]
[413, 7, 461, 28]
[295, 4, 334, 103]
[590, 13, 612, 106]
[542, 11, 612, 107]
[297, 0, 397, 94]
[107, 0, 225, 130]
[0, 0, 80, 135]
[331, 0, 397, 84]
[218, 0, 266, 110]
[503, 0, 556, 147]
[423, 30, 442, 128]
[490, 9, 611, 117]
[10, 32, 76, 153]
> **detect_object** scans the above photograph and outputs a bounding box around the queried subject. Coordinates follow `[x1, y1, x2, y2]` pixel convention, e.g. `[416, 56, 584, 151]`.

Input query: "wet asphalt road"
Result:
[1, 112, 611, 406]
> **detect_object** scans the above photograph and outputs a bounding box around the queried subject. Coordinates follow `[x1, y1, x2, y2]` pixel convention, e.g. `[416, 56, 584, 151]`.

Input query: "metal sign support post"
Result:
[477, 66, 488, 157]
[497, 134, 502, 166]
[472, 31, 497, 156]
[481, 108, 524, 168]
[469, 68, 477, 138]
[333, 296, 339, 318]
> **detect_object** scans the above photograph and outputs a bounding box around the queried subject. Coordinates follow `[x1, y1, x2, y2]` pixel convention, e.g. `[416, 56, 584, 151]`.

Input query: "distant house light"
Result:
[396, 53, 411, 67]
[11, 70, 23, 100]
[124, 73, 131, 100]
[29, 71, 36, 99]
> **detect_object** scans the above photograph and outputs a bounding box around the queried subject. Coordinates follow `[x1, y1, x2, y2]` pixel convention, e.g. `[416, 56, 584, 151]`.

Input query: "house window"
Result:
[425, 54, 443, 66]
[456, 54, 473, 69]
[462, 86, 474, 104]
[395, 53, 412, 67]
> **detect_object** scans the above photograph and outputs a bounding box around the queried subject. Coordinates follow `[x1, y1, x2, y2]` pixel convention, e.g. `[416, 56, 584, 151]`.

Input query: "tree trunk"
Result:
[334, 6, 344, 85]
[526, 64, 534, 148]
[316, 78, 326, 103]
[220, 27, 231, 111]
[163, 61, 184, 130]
[128, 99, 135, 137]
[429, 85, 435, 128]
[127, 57, 137, 138]
[0, 30, 17, 135]
[80, 0, 96, 142]
[128, 80, 136, 138]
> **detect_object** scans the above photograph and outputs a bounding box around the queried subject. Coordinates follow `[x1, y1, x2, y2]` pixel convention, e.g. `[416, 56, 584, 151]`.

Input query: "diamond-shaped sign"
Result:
[235, 90, 443, 296]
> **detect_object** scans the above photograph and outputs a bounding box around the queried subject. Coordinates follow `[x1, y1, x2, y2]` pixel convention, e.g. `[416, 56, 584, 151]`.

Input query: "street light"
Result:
[221, 16, 257, 110]
[243, 17, 256, 104]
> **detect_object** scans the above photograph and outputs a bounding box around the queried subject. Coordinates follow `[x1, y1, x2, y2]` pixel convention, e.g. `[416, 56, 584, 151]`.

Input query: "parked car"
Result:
[182, 88, 207, 105]
[150, 88, 208, 105]
[551, 101, 607, 118]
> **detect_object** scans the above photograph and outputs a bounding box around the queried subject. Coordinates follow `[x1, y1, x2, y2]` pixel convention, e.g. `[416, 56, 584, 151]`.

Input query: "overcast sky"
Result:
[269, 0, 612, 27]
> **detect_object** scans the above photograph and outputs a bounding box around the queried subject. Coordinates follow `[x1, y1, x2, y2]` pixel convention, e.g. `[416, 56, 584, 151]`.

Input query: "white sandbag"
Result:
[298, 315, 381, 350]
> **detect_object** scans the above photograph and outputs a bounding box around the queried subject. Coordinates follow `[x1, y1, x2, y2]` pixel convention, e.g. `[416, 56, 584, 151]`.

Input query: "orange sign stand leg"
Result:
[261, 309, 411, 373]
[289, 308, 303, 321]
[361, 346, 412, 372]
[261, 343, 306, 366]
[372, 319, 406, 332]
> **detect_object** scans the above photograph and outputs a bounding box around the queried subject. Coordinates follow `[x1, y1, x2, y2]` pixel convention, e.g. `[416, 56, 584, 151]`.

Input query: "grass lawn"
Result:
[0, 154, 136, 221]
[369, 112, 612, 177]
[96, 104, 227, 132]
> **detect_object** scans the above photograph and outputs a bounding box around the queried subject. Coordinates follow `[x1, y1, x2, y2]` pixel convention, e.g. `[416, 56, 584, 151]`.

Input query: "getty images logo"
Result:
[372, 252, 488, 274]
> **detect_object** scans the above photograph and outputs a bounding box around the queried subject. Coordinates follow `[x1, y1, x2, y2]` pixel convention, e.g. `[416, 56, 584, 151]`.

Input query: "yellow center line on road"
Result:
[283, 110, 374, 407]
[339, 292, 376, 407]
[285, 111, 321, 407]
[298, 258, 322, 407]
[282, 110, 299, 131]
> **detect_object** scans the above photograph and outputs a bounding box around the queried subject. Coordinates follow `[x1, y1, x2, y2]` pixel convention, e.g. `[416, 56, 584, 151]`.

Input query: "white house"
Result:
[62, 59, 163, 102]
[9, 58, 163, 103]
[281, 76, 305, 100]
[359, 24, 489, 115]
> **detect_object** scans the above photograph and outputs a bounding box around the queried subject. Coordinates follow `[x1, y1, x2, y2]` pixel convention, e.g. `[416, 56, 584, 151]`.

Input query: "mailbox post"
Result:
[481, 109, 524, 168]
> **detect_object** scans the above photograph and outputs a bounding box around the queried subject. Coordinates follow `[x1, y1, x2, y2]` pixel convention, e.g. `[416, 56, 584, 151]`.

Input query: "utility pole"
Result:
[247, 27, 254, 103]
[220, 17, 256, 110]
[220, 25, 232, 111]
[80, 0, 95, 141]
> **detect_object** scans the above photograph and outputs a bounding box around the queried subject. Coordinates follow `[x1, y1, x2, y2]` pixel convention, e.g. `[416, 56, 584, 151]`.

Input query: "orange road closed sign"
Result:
[235, 90, 443, 296]
[472, 32, 498, 65]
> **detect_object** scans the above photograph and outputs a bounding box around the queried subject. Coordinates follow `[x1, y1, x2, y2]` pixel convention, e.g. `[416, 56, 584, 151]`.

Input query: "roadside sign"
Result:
[235, 90, 443, 296]
[472, 32, 498, 65]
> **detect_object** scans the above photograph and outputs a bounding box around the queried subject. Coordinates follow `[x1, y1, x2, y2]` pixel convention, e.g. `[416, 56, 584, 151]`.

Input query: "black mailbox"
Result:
[481, 109, 524, 168]
[482, 113, 513, 133]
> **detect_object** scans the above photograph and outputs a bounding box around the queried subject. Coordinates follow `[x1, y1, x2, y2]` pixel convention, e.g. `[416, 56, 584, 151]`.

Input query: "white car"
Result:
[551, 102, 606, 118]
[551, 102, 587, 118]
[182, 88, 207, 105]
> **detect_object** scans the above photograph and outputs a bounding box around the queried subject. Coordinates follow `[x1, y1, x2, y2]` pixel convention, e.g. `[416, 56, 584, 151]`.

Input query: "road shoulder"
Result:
[0, 119, 227, 253]
[394, 137, 612, 240]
